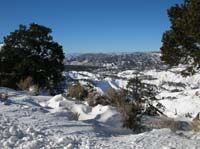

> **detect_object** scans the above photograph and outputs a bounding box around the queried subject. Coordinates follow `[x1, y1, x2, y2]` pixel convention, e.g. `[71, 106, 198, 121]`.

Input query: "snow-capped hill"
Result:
[65, 52, 164, 70]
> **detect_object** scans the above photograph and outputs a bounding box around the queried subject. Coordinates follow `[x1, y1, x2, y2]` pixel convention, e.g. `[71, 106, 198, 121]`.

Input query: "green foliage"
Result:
[126, 76, 157, 103]
[102, 78, 157, 132]
[121, 76, 158, 132]
[161, 0, 200, 75]
[0, 23, 65, 89]
[104, 87, 146, 132]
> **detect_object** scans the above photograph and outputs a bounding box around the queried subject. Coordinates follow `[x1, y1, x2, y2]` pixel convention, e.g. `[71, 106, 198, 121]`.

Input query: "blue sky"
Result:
[0, 0, 183, 53]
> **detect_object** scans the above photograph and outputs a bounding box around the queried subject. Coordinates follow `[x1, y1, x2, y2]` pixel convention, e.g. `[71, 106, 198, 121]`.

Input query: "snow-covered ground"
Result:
[1, 88, 200, 148]
[0, 88, 131, 148]
[65, 68, 200, 120]
[1, 67, 200, 148]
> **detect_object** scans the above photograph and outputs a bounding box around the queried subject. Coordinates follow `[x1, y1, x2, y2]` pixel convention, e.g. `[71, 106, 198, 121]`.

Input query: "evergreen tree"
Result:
[0, 23, 65, 89]
[161, 0, 200, 75]
[123, 76, 158, 132]
[127, 76, 144, 103]
[126, 75, 157, 103]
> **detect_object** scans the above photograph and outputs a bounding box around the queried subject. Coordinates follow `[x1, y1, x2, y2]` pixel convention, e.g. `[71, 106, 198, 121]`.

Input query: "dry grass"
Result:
[105, 88, 127, 107]
[17, 76, 33, 90]
[86, 91, 111, 106]
[191, 113, 200, 132]
[144, 118, 192, 132]
[119, 103, 145, 133]
[191, 120, 200, 131]
[158, 119, 182, 131]
[68, 83, 88, 100]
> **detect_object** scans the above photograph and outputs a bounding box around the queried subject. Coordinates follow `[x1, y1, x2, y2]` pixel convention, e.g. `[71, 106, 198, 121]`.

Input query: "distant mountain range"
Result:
[65, 52, 166, 70]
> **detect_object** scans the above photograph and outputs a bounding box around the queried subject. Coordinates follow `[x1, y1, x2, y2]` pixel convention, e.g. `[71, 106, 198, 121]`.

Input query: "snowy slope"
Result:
[66, 68, 200, 121]
[2, 66, 200, 148]
[117, 69, 200, 120]
[0, 88, 129, 148]
[1, 88, 200, 148]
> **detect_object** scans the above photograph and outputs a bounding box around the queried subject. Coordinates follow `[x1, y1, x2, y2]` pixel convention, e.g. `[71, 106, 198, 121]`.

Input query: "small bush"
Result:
[68, 83, 88, 100]
[106, 87, 117, 104]
[86, 91, 111, 106]
[120, 103, 145, 133]
[105, 87, 146, 132]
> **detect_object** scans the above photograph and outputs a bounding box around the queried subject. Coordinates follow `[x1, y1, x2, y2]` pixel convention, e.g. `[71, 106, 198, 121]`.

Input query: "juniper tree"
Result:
[126, 76, 157, 103]
[0, 23, 65, 89]
[161, 0, 200, 75]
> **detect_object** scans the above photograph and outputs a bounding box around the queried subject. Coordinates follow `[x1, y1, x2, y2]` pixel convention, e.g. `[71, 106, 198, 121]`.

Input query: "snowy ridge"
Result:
[65, 52, 163, 70]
